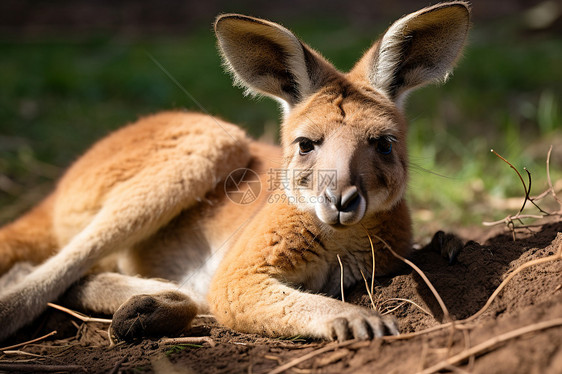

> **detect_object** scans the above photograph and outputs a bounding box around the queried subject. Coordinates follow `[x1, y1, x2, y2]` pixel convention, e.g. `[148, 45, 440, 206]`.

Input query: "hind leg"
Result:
[0, 114, 250, 341]
[0, 262, 35, 290]
[0, 171, 222, 341]
[63, 273, 199, 341]
[0, 170, 210, 341]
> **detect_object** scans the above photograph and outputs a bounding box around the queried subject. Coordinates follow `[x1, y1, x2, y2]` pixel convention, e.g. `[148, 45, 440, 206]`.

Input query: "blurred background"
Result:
[0, 0, 561, 240]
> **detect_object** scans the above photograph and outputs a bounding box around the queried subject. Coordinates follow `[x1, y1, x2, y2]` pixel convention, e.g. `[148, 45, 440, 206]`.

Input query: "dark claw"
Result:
[368, 317, 385, 338]
[382, 315, 399, 336]
[350, 318, 371, 340]
[331, 317, 350, 342]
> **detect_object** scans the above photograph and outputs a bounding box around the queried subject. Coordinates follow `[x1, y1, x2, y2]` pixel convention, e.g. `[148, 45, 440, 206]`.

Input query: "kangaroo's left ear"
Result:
[215, 14, 333, 110]
[350, 1, 470, 105]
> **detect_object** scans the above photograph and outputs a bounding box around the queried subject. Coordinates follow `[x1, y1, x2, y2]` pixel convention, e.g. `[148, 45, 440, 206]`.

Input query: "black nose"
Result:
[325, 185, 361, 212]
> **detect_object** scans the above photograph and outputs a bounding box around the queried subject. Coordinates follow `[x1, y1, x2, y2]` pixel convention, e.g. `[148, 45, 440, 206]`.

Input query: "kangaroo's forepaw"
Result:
[111, 291, 197, 341]
[428, 231, 465, 264]
[328, 310, 398, 341]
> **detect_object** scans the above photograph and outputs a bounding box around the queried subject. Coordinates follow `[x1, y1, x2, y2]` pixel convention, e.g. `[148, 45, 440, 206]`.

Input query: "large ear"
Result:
[350, 2, 470, 104]
[215, 14, 331, 109]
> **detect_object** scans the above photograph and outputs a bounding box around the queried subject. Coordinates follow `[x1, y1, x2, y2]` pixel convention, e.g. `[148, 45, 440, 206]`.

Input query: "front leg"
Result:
[210, 272, 396, 341]
[208, 204, 398, 341]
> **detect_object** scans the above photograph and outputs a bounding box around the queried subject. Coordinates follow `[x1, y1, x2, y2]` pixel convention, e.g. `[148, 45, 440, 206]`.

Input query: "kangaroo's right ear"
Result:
[215, 14, 330, 110]
[350, 1, 470, 105]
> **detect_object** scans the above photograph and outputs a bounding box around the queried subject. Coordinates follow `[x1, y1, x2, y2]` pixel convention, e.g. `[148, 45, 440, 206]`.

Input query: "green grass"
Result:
[275, 334, 307, 342]
[0, 20, 560, 237]
[404, 25, 562, 236]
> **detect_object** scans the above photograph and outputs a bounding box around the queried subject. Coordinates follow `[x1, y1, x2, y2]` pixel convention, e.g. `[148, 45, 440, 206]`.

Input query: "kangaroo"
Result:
[0, 2, 470, 342]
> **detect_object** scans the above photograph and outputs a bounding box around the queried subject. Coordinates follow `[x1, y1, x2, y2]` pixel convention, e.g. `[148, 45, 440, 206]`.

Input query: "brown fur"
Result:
[0, 195, 57, 274]
[0, 2, 470, 342]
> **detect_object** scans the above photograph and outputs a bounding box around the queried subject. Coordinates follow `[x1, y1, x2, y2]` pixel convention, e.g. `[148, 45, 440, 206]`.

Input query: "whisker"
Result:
[408, 162, 455, 180]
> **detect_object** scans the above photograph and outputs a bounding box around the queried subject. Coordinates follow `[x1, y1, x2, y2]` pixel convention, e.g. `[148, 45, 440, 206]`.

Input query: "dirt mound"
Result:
[1, 221, 561, 373]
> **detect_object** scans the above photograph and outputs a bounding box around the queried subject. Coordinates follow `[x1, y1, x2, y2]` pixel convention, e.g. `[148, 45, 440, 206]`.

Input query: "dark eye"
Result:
[298, 138, 315, 155]
[370, 136, 395, 155]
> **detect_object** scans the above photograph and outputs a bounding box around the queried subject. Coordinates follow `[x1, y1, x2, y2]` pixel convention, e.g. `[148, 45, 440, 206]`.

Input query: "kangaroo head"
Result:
[215, 2, 470, 228]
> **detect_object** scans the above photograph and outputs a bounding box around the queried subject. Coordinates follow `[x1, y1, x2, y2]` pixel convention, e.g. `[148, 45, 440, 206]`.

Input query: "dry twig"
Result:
[0, 331, 57, 352]
[462, 329, 475, 372]
[1, 350, 67, 366]
[336, 254, 345, 303]
[463, 241, 562, 323]
[160, 336, 216, 347]
[379, 298, 433, 317]
[268, 340, 358, 374]
[0, 362, 87, 372]
[380, 301, 407, 315]
[2, 350, 47, 359]
[360, 224, 376, 296]
[367, 232, 451, 323]
[483, 148, 562, 238]
[48, 303, 112, 324]
[533, 146, 562, 208]
[359, 269, 376, 310]
[357, 226, 432, 322]
[417, 318, 562, 374]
